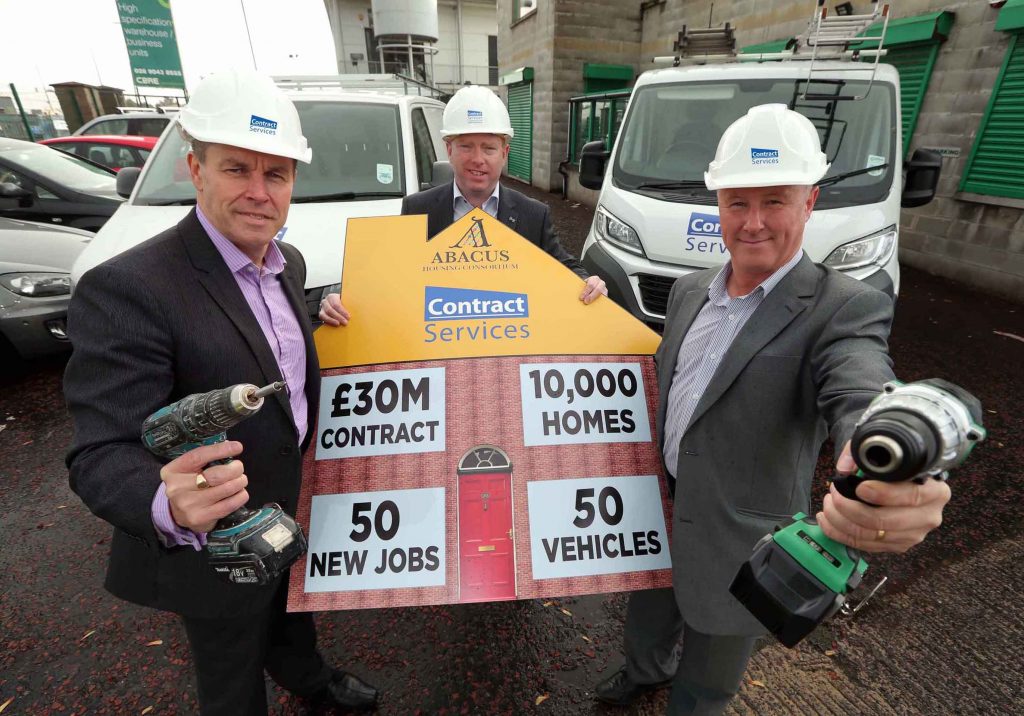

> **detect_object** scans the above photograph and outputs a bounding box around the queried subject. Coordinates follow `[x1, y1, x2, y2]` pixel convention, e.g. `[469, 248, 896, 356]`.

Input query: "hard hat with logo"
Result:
[178, 69, 312, 164]
[441, 85, 514, 139]
[704, 103, 828, 190]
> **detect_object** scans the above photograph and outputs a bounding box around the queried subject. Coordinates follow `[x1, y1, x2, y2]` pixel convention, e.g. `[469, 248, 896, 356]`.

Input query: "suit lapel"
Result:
[179, 210, 293, 420]
[497, 184, 521, 234]
[684, 255, 818, 433]
[656, 273, 714, 447]
[428, 184, 455, 238]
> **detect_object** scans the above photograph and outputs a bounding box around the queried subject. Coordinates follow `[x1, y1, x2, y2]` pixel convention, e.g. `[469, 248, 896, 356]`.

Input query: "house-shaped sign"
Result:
[288, 212, 674, 612]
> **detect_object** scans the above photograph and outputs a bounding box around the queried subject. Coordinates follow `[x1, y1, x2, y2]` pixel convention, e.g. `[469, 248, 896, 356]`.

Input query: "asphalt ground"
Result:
[2, 184, 1022, 715]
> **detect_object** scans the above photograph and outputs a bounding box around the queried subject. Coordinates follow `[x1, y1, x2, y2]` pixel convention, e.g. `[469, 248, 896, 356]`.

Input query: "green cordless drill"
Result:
[141, 382, 308, 586]
[730, 379, 986, 647]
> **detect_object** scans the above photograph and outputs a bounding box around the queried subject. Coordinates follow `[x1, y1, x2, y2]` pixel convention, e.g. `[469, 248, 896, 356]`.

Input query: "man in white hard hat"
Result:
[64, 69, 378, 715]
[593, 104, 952, 713]
[318, 85, 606, 326]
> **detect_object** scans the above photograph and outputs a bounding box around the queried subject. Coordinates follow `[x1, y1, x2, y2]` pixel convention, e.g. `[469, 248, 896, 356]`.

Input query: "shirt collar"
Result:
[453, 180, 500, 211]
[708, 249, 804, 304]
[197, 205, 286, 277]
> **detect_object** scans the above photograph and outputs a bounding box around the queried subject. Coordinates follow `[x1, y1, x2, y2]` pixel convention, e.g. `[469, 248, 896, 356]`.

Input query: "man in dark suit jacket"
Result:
[318, 85, 606, 327]
[594, 105, 953, 713]
[64, 70, 377, 715]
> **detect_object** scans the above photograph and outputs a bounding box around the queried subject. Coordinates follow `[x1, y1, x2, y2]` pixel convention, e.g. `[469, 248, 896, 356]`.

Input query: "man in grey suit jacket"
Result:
[64, 70, 377, 715]
[594, 105, 953, 713]
[319, 85, 606, 326]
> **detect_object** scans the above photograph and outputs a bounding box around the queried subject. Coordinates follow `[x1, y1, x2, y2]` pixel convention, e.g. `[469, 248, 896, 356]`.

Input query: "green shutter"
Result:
[960, 33, 1024, 199]
[883, 43, 941, 157]
[507, 81, 533, 183]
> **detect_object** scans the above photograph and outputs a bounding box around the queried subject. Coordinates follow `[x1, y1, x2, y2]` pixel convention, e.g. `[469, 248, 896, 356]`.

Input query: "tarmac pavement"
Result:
[1, 183, 1022, 714]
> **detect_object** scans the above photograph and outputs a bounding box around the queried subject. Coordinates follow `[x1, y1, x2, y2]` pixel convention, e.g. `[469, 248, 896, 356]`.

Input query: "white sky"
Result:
[0, 0, 338, 112]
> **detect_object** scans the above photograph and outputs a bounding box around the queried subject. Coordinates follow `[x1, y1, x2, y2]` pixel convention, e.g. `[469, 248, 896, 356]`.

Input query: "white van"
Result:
[578, 59, 941, 325]
[71, 76, 448, 319]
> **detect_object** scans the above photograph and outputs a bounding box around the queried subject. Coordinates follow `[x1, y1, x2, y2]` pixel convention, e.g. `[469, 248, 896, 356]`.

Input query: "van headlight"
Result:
[823, 226, 897, 271]
[0, 273, 72, 297]
[594, 206, 645, 257]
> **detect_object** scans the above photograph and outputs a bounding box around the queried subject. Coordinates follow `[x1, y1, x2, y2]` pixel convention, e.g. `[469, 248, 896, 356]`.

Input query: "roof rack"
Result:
[271, 73, 446, 99]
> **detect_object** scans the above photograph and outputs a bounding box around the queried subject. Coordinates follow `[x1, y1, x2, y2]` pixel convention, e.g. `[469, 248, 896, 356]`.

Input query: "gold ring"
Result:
[876, 529, 886, 541]
[195, 473, 210, 490]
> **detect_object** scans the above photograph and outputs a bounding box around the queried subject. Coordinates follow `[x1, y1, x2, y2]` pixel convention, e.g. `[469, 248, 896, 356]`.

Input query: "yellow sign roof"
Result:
[316, 211, 661, 368]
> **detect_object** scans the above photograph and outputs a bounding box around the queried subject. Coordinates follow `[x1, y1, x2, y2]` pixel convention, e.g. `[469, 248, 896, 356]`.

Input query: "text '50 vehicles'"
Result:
[579, 59, 941, 326]
[71, 75, 448, 319]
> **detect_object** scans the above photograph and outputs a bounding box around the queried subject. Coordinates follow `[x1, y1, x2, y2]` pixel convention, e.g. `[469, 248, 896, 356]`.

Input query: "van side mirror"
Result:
[579, 140, 610, 190]
[116, 167, 142, 198]
[901, 148, 942, 208]
[0, 182, 32, 206]
[428, 160, 454, 189]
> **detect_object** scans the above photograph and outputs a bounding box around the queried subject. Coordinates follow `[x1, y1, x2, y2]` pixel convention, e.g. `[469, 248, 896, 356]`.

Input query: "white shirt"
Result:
[453, 181, 500, 223]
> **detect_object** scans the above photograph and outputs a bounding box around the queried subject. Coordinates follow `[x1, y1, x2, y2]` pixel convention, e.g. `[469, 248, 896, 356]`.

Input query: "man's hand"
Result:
[580, 275, 608, 305]
[160, 441, 249, 533]
[817, 441, 951, 553]
[319, 292, 350, 327]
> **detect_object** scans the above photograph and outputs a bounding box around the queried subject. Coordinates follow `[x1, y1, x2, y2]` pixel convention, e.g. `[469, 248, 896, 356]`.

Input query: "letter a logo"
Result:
[450, 218, 490, 249]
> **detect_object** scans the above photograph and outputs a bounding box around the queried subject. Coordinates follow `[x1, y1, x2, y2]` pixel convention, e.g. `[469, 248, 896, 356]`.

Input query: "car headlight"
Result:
[0, 273, 72, 297]
[594, 206, 645, 257]
[823, 226, 897, 271]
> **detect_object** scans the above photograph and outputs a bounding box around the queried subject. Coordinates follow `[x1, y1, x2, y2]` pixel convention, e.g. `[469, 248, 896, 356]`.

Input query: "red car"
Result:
[39, 135, 158, 172]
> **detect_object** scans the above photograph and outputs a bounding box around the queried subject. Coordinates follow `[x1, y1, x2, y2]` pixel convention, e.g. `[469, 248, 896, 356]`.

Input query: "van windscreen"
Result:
[612, 79, 896, 210]
[133, 101, 405, 206]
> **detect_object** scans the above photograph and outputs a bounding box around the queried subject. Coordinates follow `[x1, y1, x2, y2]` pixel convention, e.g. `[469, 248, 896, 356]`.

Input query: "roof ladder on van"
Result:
[790, 79, 848, 159]
[799, 0, 891, 101]
[671, 24, 737, 65]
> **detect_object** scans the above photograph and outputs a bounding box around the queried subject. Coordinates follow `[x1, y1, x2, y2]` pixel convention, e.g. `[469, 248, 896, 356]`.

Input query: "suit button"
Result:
[280, 445, 294, 455]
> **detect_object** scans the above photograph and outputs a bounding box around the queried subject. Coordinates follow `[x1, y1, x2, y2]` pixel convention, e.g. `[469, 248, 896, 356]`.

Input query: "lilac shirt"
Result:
[151, 207, 308, 548]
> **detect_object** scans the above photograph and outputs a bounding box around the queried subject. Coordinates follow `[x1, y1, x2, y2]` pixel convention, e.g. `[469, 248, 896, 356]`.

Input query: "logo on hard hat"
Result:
[467, 109, 484, 124]
[750, 148, 779, 165]
[249, 114, 279, 135]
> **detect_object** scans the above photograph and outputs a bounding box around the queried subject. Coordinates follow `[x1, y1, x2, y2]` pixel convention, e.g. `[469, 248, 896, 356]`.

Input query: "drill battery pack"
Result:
[205, 505, 308, 585]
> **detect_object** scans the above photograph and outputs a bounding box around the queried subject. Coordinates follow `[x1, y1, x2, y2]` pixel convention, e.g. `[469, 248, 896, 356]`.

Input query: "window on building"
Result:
[513, 0, 537, 23]
[568, 91, 631, 165]
[960, 5, 1024, 200]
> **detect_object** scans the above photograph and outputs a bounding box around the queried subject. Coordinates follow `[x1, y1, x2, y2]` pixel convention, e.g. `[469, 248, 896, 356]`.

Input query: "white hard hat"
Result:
[704, 104, 828, 190]
[441, 85, 514, 139]
[179, 69, 312, 164]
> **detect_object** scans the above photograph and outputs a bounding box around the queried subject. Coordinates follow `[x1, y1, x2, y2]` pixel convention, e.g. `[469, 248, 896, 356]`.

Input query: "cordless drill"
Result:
[141, 382, 308, 585]
[730, 379, 986, 647]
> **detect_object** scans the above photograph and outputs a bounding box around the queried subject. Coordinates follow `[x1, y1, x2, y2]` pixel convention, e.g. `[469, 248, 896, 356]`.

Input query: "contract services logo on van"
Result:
[424, 286, 529, 321]
[249, 115, 278, 135]
[687, 212, 721, 237]
[750, 147, 779, 165]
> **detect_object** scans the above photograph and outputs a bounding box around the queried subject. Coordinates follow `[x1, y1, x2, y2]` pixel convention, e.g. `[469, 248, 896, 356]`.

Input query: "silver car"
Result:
[0, 217, 91, 360]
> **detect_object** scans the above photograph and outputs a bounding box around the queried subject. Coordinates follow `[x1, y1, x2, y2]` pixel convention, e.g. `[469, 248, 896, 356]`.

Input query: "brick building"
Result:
[496, 0, 1024, 302]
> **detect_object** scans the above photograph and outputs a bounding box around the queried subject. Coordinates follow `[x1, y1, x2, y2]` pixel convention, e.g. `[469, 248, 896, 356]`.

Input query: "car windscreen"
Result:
[612, 79, 896, 209]
[133, 101, 406, 206]
[0, 144, 116, 193]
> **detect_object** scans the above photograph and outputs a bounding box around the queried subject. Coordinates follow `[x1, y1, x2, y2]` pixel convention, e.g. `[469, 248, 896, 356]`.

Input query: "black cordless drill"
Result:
[141, 382, 308, 585]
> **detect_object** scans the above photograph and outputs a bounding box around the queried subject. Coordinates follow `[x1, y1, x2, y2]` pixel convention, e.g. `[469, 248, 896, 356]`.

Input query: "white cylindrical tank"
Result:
[371, 0, 439, 42]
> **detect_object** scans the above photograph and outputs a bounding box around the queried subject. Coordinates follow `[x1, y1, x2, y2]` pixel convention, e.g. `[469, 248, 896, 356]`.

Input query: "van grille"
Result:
[637, 274, 676, 318]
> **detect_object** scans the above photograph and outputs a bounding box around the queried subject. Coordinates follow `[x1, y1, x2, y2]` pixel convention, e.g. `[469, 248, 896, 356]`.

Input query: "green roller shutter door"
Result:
[884, 43, 941, 157]
[507, 81, 533, 182]
[961, 33, 1024, 199]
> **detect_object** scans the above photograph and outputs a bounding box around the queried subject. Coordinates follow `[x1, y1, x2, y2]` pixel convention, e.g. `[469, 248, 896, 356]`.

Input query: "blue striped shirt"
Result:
[453, 181, 499, 222]
[662, 251, 804, 478]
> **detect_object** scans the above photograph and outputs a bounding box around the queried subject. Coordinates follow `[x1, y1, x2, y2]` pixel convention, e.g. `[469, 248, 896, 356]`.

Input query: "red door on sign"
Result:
[458, 471, 516, 602]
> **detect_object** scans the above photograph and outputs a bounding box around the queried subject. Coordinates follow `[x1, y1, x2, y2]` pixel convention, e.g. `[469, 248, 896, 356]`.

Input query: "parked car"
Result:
[0, 217, 91, 360]
[73, 76, 449, 319]
[39, 135, 158, 172]
[0, 137, 123, 232]
[73, 112, 171, 138]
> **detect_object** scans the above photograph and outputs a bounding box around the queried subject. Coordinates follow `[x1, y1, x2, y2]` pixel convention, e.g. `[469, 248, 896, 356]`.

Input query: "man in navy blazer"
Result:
[64, 70, 377, 715]
[319, 85, 606, 326]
